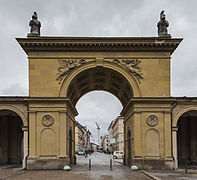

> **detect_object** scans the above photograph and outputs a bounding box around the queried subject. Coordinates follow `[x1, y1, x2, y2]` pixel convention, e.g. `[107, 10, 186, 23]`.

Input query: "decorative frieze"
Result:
[113, 59, 143, 82]
[56, 59, 86, 84]
[56, 58, 143, 84]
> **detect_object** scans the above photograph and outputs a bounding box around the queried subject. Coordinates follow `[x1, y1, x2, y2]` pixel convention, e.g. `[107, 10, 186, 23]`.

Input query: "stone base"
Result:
[125, 156, 175, 170]
[27, 157, 70, 170]
[158, 34, 171, 38]
[131, 158, 174, 170]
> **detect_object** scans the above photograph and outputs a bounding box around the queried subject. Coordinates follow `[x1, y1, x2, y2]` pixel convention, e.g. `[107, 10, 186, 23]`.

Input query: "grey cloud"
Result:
[0, 83, 28, 96]
[76, 91, 122, 143]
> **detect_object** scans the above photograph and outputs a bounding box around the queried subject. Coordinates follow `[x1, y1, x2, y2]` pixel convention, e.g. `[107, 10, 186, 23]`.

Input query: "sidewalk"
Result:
[147, 169, 197, 180]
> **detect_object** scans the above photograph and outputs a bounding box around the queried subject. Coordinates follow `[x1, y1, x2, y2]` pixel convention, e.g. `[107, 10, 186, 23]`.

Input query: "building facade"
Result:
[108, 117, 124, 152]
[0, 34, 197, 170]
[75, 122, 91, 152]
[86, 130, 91, 151]
[90, 142, 98, 152]
[101, 135, 109, 153]
[107, 120, 115, 153]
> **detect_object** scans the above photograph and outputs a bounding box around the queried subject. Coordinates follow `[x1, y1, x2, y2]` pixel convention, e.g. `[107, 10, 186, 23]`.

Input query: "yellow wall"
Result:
[29, 51, 170, 98]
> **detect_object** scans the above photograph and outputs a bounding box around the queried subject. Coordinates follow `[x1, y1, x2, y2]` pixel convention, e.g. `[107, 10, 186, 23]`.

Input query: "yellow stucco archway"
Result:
[173, 106, 197, 127]
[0, 105, 27, 126]
[59, 61, 141, 106]
[15, 36, 183, 170]
[0, 105, 28, 168]
[172, 105, 197, 169]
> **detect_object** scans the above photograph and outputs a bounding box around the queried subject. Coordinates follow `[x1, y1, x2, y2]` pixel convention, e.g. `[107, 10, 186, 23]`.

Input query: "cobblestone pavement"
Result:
[147, 169, 197, 180]
[0, 152, 150, 180]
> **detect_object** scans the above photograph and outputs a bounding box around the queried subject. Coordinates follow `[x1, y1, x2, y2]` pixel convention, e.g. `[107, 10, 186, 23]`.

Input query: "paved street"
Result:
[74, 152, 122, 170]
[1, 153, 197, 179]
[0, 152, 150, 180]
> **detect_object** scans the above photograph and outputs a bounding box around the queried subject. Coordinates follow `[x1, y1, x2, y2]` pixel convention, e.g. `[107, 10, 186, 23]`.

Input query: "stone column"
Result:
[28, 111, 36, 159]
[164, 112, 173, 160]
[133, 112, 142, 159]
[172, 126, 178, 169]
[59, 110, 67, 158]
[22, 126, 28, 169]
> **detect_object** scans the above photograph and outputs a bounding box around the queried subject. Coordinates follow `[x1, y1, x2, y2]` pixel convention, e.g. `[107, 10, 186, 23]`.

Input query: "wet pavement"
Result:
[74, 152, 122, 171]
[147, 169, 197, 180]
[71, 152, 149, 179]
[0, 152, 150, 180]
[1, 154, 197, 179]
[0, 165, 24, 179]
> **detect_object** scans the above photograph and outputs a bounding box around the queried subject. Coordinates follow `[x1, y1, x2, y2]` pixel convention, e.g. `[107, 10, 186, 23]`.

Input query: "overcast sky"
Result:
[0, 0, 197, 144]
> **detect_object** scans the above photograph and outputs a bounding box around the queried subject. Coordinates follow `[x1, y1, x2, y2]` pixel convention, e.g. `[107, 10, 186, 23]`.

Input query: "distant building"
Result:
[108, 120, 114, 139]
[86, 130, 91, 150]
[90, 142, 98, 152]
[107, 120, 115, 153]
[101, 135, 110, 153]
[75, 122, 91, 151]
[108, 116, 124, 152]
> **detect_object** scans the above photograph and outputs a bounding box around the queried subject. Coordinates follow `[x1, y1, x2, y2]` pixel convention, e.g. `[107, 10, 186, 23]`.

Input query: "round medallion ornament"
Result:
[146, 115, 158, 127]
[42, 115, 54, 126]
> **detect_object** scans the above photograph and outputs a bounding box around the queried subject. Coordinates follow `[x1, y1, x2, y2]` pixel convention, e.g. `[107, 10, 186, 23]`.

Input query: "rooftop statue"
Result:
[28, 12, 41, 36]
[157, 11, 170, 37]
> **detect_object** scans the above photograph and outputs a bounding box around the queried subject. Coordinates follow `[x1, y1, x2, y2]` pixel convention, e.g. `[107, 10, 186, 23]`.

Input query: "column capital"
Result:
[172, 126, 178, 131]
[22, 126, 28, 131]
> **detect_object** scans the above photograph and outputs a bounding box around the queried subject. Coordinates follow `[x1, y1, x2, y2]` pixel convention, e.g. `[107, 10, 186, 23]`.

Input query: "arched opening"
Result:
[75, 91, 123, 167]
[0, 110, 23, 166]
[177, 110, 197, 167]
[66, 66, 134, 168]
[66, 67, 134, 107]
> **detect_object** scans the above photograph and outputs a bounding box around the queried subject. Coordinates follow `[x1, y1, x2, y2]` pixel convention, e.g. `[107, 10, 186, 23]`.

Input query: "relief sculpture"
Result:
[114, 59, 143, 82]
[42, 115, 54, 126]
[146, 115, 159, 127]
[56, 59, 86, 84]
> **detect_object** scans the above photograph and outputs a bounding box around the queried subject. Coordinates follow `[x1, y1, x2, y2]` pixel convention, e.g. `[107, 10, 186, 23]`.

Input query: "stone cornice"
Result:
[16, 36, 182, 54]
[0, 96, 28, 102]
[25, 97, 78, 116]
[121, 97, 176, 116]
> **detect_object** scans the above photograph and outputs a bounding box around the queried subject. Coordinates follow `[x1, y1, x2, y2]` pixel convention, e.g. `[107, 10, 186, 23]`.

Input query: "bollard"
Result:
[110, 159, 112, 170]
[89, 159, 91, 170]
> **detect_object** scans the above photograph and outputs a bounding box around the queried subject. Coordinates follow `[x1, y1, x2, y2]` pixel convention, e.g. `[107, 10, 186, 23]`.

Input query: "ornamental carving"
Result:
[113, 59, 143, 82]
[146, 115, 159, 127]
[56, 59, 86, 84]
[42, 115, 54, 126]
